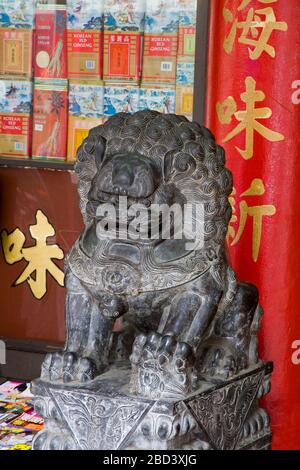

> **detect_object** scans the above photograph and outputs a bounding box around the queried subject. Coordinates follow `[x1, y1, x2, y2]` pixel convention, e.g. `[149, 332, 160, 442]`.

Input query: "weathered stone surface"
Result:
[32, 362, 272, 450]
[32, 111, 272, 450]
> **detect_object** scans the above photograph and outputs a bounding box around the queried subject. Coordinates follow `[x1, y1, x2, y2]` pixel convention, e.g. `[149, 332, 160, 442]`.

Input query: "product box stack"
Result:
[0, 380, 44, 450]
[31, 0, 68, 160]
[32, 78, 68, 160]
[66, 0, 104, 161]
[0, 0, 34, 78]
[103, 83, 139, 116]
[68, 80, 105, 160]
[0, 0, 34, 157]
[102, 0, 144, 121]
[0, 79, 33, 157]
[175, 0, 196, 120]
[0, 0, 197, 162]
[67, 0, 103, 79]
[103, 0, 144, 83]
[140, 0, 179, 113]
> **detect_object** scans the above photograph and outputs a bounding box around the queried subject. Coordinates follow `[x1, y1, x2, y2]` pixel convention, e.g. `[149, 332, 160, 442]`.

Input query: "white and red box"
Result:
[32, 79, 68, 160]
[34, 5, 68, 79]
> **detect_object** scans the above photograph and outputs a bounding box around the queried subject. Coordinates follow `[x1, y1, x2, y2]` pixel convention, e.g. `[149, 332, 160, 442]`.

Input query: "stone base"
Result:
[31, 362, 272, 450]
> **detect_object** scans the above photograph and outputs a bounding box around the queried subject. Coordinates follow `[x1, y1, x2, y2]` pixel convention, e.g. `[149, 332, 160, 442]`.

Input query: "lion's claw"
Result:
[41, 351, 99, 383]
[130, 332, 196, 399]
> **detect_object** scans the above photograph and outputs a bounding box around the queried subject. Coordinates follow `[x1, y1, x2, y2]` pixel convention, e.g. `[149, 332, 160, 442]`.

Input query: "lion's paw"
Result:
[32, 429, 76, 450]
[198, 346, 247, 380]
[41, 352, 99, 383]
[242, 408, 270, 440]
[130, 332, 196, 399]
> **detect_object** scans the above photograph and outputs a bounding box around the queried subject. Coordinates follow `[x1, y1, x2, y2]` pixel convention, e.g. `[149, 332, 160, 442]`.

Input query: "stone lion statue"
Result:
[41, 110, 264, 400]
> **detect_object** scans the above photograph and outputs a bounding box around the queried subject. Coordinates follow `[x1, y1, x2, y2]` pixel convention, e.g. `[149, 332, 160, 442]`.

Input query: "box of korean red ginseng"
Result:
[177, 0, 196, 60]
[139, 84, 175, 114]
[67, 79, 105, 161]
[67, 116, 106, 162]
[67, 0, 103, 79]
[0, 0, 35, 29]
[32, 79, 68, 160]
[103, 0, 145, 83]
[104, 0, 145, 32]
[0, 29, 33, 77]
[0, 78, 32, 158]
[142, 0, 179, 84]
[34, 5, 68, 79]
[175, 84, 193, 120]
[104, 84, 139, 115]
[103, 31, 143, 83]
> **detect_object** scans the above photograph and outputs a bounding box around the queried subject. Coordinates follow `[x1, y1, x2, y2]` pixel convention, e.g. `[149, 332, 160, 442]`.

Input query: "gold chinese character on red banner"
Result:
[227, 178, 276, 261]
[238, 0, 275, 9]
[1, 210, 64, 299]
[223, 0, 288, 59]
[216, 76, 284, 159]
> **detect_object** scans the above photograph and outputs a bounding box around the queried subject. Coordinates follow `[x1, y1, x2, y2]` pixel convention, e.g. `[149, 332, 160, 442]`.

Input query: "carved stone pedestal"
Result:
[31, 362, 272, 451]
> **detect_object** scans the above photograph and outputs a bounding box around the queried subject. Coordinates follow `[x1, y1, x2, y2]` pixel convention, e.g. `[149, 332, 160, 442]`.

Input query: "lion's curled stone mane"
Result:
[38, 110, 269, 431]
[75, 110, 233, 248]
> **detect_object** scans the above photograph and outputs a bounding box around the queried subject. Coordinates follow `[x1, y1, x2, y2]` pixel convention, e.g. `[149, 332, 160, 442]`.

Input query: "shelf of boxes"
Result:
[0, 0, 197, 166]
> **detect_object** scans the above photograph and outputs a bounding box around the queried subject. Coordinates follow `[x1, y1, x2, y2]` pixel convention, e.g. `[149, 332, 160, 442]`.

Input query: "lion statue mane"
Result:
[41, 110, 264, 401]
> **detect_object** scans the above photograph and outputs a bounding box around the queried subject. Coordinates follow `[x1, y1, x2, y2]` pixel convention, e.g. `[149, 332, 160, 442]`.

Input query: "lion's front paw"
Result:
[198, 346, 246, 380]
[32, 429, 76, 450]
[130, 332, 196, 399]
[41, 352, 99, 383]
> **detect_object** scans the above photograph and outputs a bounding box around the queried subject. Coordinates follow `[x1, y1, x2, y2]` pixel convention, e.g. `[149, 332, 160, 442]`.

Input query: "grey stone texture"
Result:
[32, 111, 272, 450]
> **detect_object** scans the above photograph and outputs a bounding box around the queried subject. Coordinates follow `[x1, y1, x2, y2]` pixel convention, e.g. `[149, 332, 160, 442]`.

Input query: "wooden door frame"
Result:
[193, 0, 210, 124]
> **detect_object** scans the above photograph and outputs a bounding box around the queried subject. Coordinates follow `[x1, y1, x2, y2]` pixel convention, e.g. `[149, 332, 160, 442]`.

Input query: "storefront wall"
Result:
[0, 0, 300, 450]
[0, 166, 82, 345]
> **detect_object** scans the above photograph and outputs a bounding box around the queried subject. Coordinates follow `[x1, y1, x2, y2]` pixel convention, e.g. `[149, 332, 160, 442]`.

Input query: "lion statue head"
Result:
[74, 110, 233, 293]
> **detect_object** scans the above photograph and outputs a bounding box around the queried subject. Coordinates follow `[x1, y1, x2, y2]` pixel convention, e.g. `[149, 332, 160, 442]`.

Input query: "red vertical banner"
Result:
[206, 0, 300, 450]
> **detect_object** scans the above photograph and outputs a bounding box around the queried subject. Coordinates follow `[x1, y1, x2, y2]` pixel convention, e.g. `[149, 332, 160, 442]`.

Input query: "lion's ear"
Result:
[94, 136, 106, 169]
